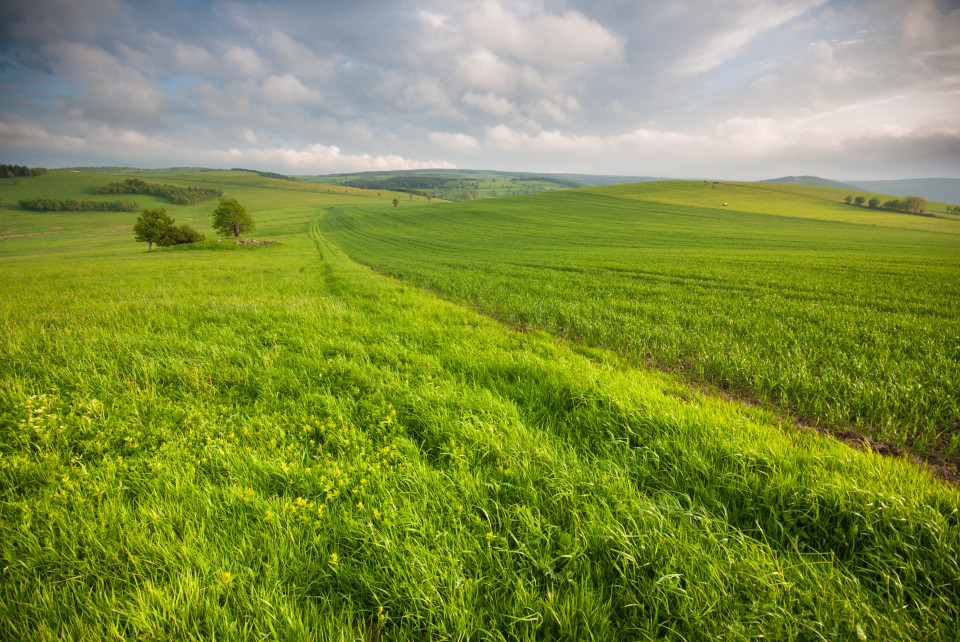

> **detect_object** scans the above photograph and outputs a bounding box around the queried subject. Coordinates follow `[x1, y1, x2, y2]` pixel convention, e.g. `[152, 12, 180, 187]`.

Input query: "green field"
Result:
[320, 183, 960, 469]
[1, 170, 959, 640]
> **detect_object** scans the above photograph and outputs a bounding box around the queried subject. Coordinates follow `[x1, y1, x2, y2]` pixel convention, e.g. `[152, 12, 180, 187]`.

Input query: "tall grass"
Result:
[0, 174, 958, 639]
[319, 185, 960, 465]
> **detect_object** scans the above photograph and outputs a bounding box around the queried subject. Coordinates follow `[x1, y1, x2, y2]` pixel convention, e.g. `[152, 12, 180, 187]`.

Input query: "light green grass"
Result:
[320, 183, 960, 465]
[1, 176, 958, 640]
[591, 180, 960, 233]
[0, 170, 410, 258]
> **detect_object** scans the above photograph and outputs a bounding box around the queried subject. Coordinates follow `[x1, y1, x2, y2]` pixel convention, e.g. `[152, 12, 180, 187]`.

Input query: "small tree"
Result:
[854, 196, 866, 206]
[133, 208, 175, 251]
[868, 197, 880, 209]
[212, 197, 254, 237]
[902, 195, 927, 214]
[158, 223, 204, 246]
[843, 195, 853, 204]
[392, 198, 400, 207]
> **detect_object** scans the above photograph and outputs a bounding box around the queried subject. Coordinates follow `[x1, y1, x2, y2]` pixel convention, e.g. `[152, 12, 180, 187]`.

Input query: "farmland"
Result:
[320, 182, 960, 470]
[1, 170, 959, 640]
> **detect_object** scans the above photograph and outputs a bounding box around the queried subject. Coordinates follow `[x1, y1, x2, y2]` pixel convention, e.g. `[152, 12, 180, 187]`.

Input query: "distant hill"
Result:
[533, 172, 665, 187]
[310, 168, 661, 188]
[847, 178, 960, 205]
[761, 175, 960, 205]
[760, 175, 862, 191]
[303, 168, 666, 201]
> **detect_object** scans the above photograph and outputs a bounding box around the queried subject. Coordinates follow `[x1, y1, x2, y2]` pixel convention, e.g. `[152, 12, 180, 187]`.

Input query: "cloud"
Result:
[428, 132, 480, 154]
[665, 0, 829, 76]
[454, 49, 524, 94]
[0, 111, 85, 150]
[0, 112, 457, 173]
[42, 42, 167, 129]
[1, 0, 957, 179]
[462, 92, 517, 117]
[260, 30, 334, 80]
[399, 75, 464, 119]
[0, 0, 133, 44]
[213, 144, 458, 173]
[260, 74, 323, 106]
[480, 116, 960, 179]
[711, 117, 787, 155]
[222, 45, 267, 78]
[464, 0, 624, 68]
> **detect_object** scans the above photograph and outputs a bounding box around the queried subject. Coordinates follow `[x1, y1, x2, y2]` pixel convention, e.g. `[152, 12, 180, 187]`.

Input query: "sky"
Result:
[1, 0, 958, 180]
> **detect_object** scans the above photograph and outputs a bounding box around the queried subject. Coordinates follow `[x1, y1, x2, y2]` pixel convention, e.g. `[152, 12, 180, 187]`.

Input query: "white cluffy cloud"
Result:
[0, 0, 956, 177]
[464, 0, 624, 67]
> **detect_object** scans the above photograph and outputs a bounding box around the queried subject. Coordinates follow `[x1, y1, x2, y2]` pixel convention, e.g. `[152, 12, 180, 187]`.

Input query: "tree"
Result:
[868, 197, 880, 209]
[854, 196, 866, 206]
[902, 195, 927, 214]
[212, 197, 254, 237]
[133, 208, 175, 251]
[392, 198, 400, 207]
[158, 223, 204, 246]
[843, 195, 853, 204]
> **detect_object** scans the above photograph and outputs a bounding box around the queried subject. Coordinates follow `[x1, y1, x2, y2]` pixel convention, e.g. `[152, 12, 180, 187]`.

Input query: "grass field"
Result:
[320, 184, 960, 469]
[1, 171, 959, 640]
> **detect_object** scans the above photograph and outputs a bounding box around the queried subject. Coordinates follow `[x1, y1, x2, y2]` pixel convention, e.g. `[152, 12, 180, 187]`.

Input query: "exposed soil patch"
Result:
[0, 230, 59, 241]
[236, 239, 276, 246]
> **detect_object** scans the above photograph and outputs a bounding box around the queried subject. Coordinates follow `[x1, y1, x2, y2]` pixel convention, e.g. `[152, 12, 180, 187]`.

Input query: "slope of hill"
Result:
[849, 178, 960, 205]
[2, 170, 958, 639]
[304, 168, 664, 200]
[588, 179, 959, 230]
[321, 180, 960, 463]
[760, 175, 862, 190]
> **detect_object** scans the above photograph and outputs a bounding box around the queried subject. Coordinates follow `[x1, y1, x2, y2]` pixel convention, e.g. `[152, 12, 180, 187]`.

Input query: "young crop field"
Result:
[1, 171, 958, 640]
[319, 184, 960, 470]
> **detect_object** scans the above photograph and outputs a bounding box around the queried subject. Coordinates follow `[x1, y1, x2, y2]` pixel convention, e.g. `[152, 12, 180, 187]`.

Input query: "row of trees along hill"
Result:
[96, 178, 222, 205]
[0, 164, 47, 178]
[844, 194, 928, 214]
[18, 197, 139, 212]
[133, 197, 254, 250]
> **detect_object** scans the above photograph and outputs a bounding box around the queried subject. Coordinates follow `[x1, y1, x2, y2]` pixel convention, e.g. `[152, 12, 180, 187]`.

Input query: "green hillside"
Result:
[851, 178, 960, 205]
[306, 168, 591, 200]
[760, 175, 863, 191]
[321, 181, 960, 466]
[1, 171, 958, 640]
[587, 180, 960, 232]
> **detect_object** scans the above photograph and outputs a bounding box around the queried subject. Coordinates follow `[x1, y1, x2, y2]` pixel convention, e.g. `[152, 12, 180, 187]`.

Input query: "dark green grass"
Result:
[319, 185, 960, 465]
[1, 180, 959, 640]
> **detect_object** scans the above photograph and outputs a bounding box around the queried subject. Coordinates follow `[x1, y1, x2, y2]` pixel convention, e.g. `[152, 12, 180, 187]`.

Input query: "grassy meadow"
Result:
[1, 170, 959, 640]
[320, 184, 960, 468]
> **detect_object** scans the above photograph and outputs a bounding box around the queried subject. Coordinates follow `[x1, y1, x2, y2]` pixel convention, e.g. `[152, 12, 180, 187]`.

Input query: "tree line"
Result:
[844, 194, 928, 214]
[0, 164, 47, 178]
[18, 197, 139, 212]
[230, 168, 297, 181]
[95, 178, 222, 205]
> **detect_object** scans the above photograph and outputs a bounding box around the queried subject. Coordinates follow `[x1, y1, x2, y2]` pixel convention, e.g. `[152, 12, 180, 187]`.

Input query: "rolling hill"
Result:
[849, 178, 960, 205]
[1, 169, 958, 640]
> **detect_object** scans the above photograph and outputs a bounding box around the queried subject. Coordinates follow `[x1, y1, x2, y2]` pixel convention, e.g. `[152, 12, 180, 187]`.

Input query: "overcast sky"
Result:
[1, 0, 958, 180]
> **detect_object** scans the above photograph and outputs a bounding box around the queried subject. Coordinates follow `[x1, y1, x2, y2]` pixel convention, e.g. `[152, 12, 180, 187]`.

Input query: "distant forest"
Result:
[18, 198, 139, 212]
[231, 168, 297, 181]
[339, 175, 581, 201]
[95, 178, 222, 205]
[1, 164, 47, 178]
